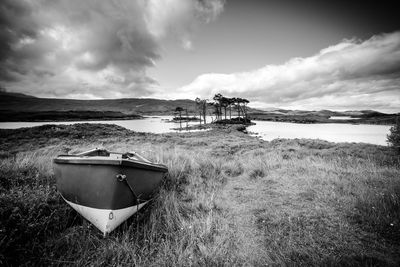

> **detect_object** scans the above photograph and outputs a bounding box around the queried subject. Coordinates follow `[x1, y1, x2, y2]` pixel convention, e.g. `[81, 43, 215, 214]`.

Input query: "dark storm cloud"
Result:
[0, 0, 225, 98]
[0, 0, 39, 80]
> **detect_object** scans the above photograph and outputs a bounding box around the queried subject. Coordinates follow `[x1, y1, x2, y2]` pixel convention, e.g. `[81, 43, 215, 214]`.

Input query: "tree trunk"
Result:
[203, 103, 207, 124]
[239, 105, 245, 122]
[185, 108, 189, 130]
[243, 104, 247, 123]
[203, 111, 206, 124]
[224, 106, 227, 120]
[199, 111, 202, 125]
[179, 111, 182, 130]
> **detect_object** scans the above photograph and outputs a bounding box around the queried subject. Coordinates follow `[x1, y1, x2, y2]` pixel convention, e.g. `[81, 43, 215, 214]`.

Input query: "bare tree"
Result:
[185, 106, 189, 129]
[175, 107, 183, 130]
[232, 97, 241, 119]
[228, 97, 234, 120]
[213, 93, 223, 121]
[221, 97, 229, 120]
[212, 102, 221, 121]
[195, 97, 208, 125]
[242, 98, 249, 123]
[195, 98, 202, 125]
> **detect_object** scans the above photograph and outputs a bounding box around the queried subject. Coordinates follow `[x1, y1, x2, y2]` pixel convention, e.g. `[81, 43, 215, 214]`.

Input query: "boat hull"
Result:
[53, 151, 168, 235]
[54, 163, 165, 210]
[63, 196, 148, 234]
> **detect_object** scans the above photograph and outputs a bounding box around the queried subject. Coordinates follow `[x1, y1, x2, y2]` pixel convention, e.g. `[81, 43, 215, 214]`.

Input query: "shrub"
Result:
[387, 118, 400, 153]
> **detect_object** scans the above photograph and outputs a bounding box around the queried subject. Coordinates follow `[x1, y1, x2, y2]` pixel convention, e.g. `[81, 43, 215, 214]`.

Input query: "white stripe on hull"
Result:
[62, 196, 148, 235]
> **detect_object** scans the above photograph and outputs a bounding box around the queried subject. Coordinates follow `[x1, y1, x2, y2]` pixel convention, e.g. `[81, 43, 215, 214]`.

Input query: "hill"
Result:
[0, 92, 200, 121]
[0, 91, 397, 124]
[0, 90, 37, 99]
[0, 91, 264, 122]
[0, 92, 195, 115]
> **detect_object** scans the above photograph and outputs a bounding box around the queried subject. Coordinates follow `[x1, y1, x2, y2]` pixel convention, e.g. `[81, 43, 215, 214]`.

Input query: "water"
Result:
[0, 116, 207, 134]
[248, 120, 391, 146]
[0, 117, 391, 145]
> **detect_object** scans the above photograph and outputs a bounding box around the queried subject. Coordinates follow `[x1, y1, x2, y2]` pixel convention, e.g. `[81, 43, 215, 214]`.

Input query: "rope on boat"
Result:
[116, 173, 144, 235]
[116, 173, 143, 206]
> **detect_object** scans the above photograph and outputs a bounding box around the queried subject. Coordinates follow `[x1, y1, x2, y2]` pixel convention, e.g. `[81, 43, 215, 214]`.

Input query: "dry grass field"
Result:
[0, 124, 399, 266]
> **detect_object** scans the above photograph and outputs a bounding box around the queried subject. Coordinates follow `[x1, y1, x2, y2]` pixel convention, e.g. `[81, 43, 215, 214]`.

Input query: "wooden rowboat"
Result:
[53, 148, 168, 235]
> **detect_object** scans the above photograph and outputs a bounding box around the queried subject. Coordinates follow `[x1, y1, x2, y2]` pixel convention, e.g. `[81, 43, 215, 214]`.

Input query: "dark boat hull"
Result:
[54, 163, 165, 209]
[53, 149, 168, 234]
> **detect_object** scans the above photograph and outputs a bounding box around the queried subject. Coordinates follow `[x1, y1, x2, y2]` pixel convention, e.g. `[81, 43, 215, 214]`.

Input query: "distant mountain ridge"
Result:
[0, 91, 397, 123]
[0, 91, 37, 99]
[0, 91, 197, 115]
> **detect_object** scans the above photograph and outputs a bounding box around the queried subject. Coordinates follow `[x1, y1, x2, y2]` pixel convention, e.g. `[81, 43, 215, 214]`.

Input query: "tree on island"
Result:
[230, 97, 249, 121]
[199, 93, 250, 124]
[175, 106, 184, 130]
[241, 98, 250, 123]
[213, 93, 223, 120]
[221, 97, 230, 120]
[228, 97, 234, 119]
[210, 102, 220, 121]
[232, 97, 240, 118]
[195, 98, 208, 125]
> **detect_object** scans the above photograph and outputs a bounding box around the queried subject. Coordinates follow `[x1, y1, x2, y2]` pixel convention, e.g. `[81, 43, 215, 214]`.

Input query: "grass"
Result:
[0, 124, 399, 266]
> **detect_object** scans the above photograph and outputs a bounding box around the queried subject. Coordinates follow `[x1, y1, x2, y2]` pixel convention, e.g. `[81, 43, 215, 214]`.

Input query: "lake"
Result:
[0, 116, 205, 134]
[0, 116, 391, 146]
[247, 120, 391, 146]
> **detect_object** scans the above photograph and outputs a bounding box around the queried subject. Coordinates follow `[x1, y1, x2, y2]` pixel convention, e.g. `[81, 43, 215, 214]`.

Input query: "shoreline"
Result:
[249, 115, 398, 125]
[0, 115, 395, 126]
[0, 119, 392, 146]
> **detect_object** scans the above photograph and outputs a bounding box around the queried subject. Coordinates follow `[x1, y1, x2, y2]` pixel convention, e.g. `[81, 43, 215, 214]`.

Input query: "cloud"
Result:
[175, 32, 400, 112]
[0, 0, 225, 98]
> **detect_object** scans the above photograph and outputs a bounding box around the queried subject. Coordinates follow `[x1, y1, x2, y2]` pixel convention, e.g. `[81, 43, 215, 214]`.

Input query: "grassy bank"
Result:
[1, 124, 399, 266]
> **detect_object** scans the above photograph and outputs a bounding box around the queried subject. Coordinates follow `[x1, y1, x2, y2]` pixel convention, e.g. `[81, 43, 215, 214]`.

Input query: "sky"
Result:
[1, 0, 400, 112]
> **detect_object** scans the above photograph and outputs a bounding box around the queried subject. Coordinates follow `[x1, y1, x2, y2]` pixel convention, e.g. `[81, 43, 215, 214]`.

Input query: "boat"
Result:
[53, 148, 168, 235]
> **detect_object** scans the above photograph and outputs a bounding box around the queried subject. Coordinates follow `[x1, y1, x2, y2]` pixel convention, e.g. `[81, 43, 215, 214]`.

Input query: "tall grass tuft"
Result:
[0, 144, 243, 266]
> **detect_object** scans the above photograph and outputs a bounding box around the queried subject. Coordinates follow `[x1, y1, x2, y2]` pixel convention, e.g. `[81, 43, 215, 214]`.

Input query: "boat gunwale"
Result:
[53, 156, 168, 172]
